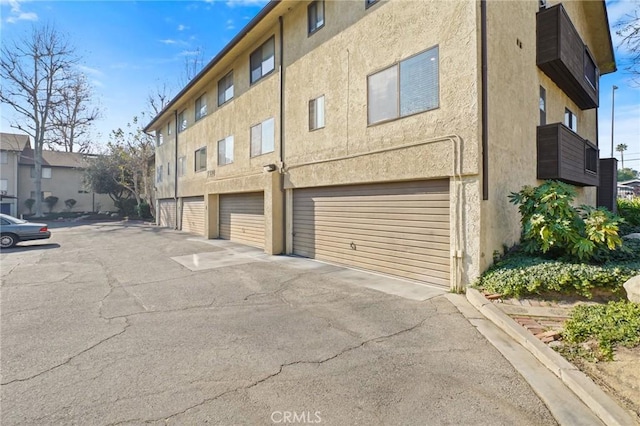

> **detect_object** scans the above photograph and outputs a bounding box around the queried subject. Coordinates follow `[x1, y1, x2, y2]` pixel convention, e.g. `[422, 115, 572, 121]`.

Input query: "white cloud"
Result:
[225, 0, 268, 8]
[159, 39, 178, 45]
[179, 50, 201, 57]
[3, 0, 38, 24]
[78, 64, 104, 77]
[177, 24, 189, 31]
[225, 19, 235, 30]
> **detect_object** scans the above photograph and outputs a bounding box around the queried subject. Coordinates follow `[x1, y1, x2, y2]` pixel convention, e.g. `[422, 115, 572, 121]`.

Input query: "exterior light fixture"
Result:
[263, 164, 277, 173]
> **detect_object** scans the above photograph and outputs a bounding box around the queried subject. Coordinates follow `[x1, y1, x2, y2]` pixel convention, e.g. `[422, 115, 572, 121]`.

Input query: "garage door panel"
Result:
[293, 179, 450, 287]
[219, 192, 264, 249]
[181, 197, 205, 235]
[159, 199, 177, 229]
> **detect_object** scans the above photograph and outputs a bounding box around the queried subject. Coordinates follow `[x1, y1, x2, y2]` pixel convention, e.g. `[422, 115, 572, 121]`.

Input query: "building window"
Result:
[539, 86, 546, 126]
[250, 117, 275, 157]
[167, 121, 172, 136]
[0, 179, 7, 191]
[195, 147, 207, 172]
[218, 72, 234, 106]
[309, 95, 325, 130]
[585, 146, 598, 174]
[157, 131, 164, 146]
[178, 156, 186, 177]
[564, 108, 577, 132]
[250, 37, 275, 85]
[178, 111, 187, 133]
[156, 165, 163, 183]
[0, 151, 7, 164]
[367, 46, 439, 125]
[217, 136, 234, 166]
[195, 95, 207, 121]
[308, 1, 325, 35]
[30, 191, 51, 201]
[167, 162, 170, 175]
[365, 0, 379, 8]
[584, 50, 598, 90]
[30, 167, 52, 179]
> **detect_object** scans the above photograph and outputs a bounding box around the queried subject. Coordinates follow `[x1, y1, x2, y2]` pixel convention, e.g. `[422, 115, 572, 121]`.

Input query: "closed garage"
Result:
[158, 199, 177, 229]
[181, 196, 205, 236]
[293, 180, 450, 287]
[219, 192, 264, 249]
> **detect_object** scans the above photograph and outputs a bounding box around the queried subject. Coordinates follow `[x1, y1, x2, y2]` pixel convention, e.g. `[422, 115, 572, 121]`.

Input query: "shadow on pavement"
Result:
[1, 243, 61, 253]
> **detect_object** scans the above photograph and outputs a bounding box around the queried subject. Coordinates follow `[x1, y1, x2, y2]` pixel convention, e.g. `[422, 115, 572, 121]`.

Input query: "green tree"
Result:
[44, 196, 59, 213]
[616, 143, 628, 169]
[618, 168, 639, 182]
[24, 198, 35, 215]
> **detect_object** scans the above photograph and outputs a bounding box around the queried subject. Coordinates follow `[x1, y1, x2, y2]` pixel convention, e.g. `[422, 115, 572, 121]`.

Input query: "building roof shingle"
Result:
[0, 132, 30, 152]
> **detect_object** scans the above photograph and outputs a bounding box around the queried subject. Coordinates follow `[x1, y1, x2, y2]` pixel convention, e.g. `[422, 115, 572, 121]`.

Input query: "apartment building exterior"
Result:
[145, 0, 615, 290]
[0, 133, 30, 216]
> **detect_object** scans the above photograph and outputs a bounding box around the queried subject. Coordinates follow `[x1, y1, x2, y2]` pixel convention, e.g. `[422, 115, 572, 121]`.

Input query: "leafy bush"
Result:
[44, 196, 59, 213]
[135, 202, 152, 219]
[509, 181, 623, 261]
[617, 198, 640, 236]
[24, 198, 35, 214]
[561, 301, 640, 361]
[475, 251, 640, 298]
[115, 198, 136, 216]
[64, 198, 77, 211]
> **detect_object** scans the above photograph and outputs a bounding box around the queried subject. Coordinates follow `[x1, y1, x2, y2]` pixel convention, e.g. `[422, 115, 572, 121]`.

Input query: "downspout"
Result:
[174, 110, 179, 230]
[481, 0, 489, 200]
[279, 15, 286, 254]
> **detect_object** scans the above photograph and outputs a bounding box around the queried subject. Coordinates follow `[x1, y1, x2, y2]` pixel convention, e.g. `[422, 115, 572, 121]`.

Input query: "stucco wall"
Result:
[481, 0, 601, 272]
[17, 165, 115, 214]
[1, 150, 20, 216]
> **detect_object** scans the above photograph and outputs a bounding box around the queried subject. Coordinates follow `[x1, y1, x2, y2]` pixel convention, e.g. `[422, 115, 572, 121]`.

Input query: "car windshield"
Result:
[1, 214, 26, 224]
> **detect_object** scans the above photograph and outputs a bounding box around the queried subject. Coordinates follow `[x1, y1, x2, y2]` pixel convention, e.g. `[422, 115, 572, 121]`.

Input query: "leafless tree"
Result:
[617, 7, 640, 77]
[48, 72, 101, 153]
[0, 24, 78, 216]
[147, 82, 172, 116]
[179, 47, 205, 87]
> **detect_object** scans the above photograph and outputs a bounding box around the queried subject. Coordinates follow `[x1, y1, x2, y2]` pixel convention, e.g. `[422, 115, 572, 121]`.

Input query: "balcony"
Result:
[537, 4, 599, 110]
[537, 123, 598, 186]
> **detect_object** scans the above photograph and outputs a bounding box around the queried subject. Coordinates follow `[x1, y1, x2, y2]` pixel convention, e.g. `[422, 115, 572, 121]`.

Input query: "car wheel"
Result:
[0, 233, 18, 248]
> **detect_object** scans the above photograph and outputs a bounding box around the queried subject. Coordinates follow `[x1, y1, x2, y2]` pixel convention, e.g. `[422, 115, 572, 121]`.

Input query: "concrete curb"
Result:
[466, 288, 637, 426]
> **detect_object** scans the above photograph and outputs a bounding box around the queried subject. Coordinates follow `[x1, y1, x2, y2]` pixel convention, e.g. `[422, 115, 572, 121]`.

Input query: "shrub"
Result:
[561, 301, 640, 361]
[24, 198, 35, 214]
[509, 181, 623, 261]
[115, 198, 136, 216]
[64, 198, 77, 211]
[475, 251, 640, 298]
[44, 196, 59, 213]
[617, 198, 640, 236]
[135, 202, 152, 219]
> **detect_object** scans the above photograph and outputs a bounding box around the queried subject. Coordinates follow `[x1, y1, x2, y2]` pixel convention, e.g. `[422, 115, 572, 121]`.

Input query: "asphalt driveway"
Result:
[1, 222, 557, 425]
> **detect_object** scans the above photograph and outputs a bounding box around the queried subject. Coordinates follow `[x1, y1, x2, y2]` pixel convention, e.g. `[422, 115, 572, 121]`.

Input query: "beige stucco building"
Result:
[0, 133, 116, 215]
[146, 0, 616, 291]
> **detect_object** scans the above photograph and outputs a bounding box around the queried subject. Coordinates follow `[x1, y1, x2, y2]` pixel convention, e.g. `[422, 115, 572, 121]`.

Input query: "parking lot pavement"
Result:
[1, 222, 558, 425]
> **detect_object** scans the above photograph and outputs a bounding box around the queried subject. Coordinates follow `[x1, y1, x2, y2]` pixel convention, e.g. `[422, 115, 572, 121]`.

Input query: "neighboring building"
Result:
[145, 0, 616, 290]
[0, 133, 116, 215]
[619, 179, 640, 198]
[0, 133, 30, 216]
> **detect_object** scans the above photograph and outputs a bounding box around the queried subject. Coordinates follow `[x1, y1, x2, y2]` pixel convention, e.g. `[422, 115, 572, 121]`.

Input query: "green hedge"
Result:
[618, 198, 640, 235]
[475, 252, 640, 298]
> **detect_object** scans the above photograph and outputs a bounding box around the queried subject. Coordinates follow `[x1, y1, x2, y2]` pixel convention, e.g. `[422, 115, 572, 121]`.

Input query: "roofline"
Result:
[144, 0, 280, 133]
[601, 0, 617, 75]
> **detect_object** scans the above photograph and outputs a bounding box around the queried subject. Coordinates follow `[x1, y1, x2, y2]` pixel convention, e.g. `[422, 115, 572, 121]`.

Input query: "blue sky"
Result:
[1, 0, 639, 169]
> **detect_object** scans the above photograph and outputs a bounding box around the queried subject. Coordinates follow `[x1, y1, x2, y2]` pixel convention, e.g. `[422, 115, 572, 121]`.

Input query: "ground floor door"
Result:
[181, 197, 205, 236]
[158, 199, 177, 229]
[219, 192, 265, 249]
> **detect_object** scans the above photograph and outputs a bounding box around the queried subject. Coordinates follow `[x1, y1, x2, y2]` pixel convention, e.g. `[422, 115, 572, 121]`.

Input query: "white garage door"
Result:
[219, 192, 264, 249]
[293, 180, 450, 287]
[181, 196, 205, 236]
[158, 199, 177, 229]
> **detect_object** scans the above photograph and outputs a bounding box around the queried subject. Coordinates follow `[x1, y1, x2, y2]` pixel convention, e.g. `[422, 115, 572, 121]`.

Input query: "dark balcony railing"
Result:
[537, 4, 599, 110]
[537, 123, 599, 187]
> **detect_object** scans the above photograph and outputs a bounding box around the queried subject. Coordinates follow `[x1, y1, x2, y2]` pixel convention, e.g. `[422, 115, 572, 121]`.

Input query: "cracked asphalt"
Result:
[1, 222, 557, 425]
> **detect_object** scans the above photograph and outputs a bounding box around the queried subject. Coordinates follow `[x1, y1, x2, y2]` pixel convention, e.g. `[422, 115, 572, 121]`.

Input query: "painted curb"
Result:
[466, 288, 637, 426]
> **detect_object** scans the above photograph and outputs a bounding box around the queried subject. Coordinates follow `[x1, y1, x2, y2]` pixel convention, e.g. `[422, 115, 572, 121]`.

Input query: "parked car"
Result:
[0, 213, 51, 248]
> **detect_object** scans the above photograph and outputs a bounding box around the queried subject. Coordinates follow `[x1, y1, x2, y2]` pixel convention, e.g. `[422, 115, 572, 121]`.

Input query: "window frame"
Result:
[30, 167, 52, 179]
[195, 94, 208, 121]
[177, 156, 186, 177]
[584, 48, 598, 91]
[250, 117, 275, 158]
[309, 95, 326, 131]
[217, 135, 234, 166]
[365, 0, 379, 9]
[564, 108, 578, 133]
[194, 146, 207, 172]
[178, 111, 187, 133]
[167, 121, 172, 136]
[0, 151, 7, 164]
[308, 0, 325, 35]
[0, 179, 7, 191]
[539, 86, 546, 126]
[156, 165, 163, 183]
[157, 131, 164, 146]
[367, 45, 440, 126]
[250, 36, 276, 85]
[585, 144, 598, 174]
[218, 71, 234, 106]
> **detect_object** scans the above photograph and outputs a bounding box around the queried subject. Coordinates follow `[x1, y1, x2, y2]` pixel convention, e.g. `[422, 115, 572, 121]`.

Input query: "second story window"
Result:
[250, 117, 275, 157]
[30, 167, 52, 179]
[250, 37, 275, 85]
[584, 50, 598, 90]
[156, 165, 163, 183]
[564, 108, 577, 132]
[178, 156, 186, 177]
[157, 131, 164, 146]
[218, 135, 234, 166]
[195, 95, 207, 121]
[0, 179, 7, 191]
[539, 86, 546, 126]
[167, 121, 172, 136]
[0, 151, 7, 164]
[367, 46, 439, 125]
[178, 111, 187, 133]
[218, 72, 234, 106]
[195, 146, 207, 172]
[309, 95, 325, 130]
[308, 0, 325, 35]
